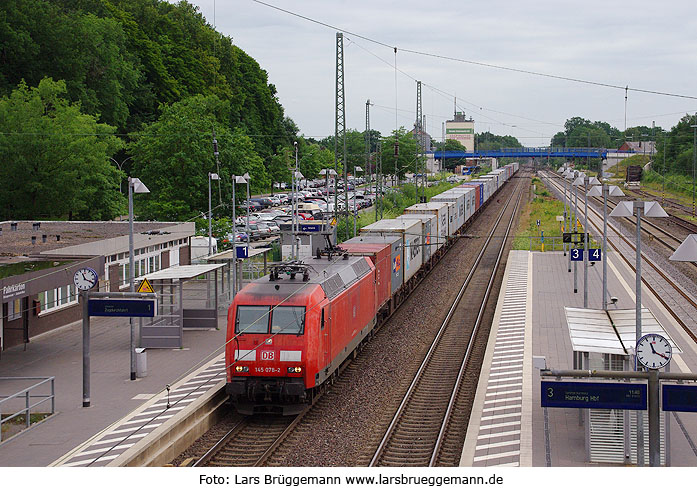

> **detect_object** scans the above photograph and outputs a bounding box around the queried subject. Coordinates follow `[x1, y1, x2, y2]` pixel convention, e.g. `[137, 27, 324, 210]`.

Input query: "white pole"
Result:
[232, 181, 237, 297]
[635, 202, 644, 466]
[583, 178, 588, 308]
[602, 184, 608, 310]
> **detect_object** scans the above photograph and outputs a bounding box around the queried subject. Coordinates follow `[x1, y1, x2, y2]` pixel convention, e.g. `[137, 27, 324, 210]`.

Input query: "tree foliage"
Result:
[127, 95, 265, 221]
[0, 78, 124, 220]
[378, 128, 424, 178]
[0, 0, 300, 221]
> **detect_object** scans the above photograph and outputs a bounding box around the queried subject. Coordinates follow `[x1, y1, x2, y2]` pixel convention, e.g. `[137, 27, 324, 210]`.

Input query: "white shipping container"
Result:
[360, 217, 423, 285]
[430, 190, 466, 232]
[404, 202, 449, 251]
[398, 213, 436, 264]
[469, 179, 490, 203]
[453, 185, 476, 223]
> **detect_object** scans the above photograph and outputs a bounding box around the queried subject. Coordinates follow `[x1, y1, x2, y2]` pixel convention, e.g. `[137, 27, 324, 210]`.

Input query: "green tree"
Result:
[128, 94, 266, 220]
[0, 78, 124, 220]
[0, 0, 141, 130]
[379, 128, 423, 178]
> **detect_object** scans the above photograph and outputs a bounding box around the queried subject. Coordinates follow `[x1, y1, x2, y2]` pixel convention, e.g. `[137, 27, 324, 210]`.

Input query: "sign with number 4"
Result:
[570, 248, 584, 261]
[589, 248, 602, 261]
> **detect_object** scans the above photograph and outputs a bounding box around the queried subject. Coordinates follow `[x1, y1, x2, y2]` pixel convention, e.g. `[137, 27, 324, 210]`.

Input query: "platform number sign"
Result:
[589, 248, 602, 262]
[570, 248, 584, 261]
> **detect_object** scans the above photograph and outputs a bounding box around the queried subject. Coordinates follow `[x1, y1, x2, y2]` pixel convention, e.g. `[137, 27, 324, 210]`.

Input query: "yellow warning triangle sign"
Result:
[136, 278, 154, 293]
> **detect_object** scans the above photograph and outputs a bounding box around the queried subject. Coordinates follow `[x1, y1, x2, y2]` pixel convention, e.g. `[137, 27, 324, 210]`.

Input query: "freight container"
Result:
[469, 178, 490, 203]
[360, 218, 423, 285]
[461, 183, 483, 211]
[453, 184, 477, 223]
[403, 202, 449, 251]
[341, 235, 402, 300]
[397, 213, 435, 265]
[339, 236, 399, 309]
[481, 173, 500, 193]
[430, 189, 466, 232]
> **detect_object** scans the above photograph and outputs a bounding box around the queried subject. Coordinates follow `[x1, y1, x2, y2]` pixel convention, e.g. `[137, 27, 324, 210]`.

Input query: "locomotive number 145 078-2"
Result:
[254, 366, 281, 374]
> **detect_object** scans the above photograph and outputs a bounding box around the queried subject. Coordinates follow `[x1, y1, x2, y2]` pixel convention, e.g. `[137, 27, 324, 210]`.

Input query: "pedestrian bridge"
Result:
[433, 148, 635, 160]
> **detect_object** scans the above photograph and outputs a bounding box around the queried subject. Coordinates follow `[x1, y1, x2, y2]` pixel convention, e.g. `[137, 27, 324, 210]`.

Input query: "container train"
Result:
[225, 163, 519, 414]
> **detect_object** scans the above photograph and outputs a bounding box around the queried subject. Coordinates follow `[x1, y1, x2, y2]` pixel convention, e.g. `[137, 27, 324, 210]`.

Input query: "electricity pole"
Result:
[334, 32, 347, 239]
[416, 81, 422, 203]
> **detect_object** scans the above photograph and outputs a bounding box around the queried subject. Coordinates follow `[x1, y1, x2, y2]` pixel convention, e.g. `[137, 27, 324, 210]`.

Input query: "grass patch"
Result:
[514, 178, 599, 251]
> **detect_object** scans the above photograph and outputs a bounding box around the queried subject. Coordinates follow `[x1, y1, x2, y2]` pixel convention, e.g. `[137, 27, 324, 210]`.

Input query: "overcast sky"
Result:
[188, 0, 697, 147]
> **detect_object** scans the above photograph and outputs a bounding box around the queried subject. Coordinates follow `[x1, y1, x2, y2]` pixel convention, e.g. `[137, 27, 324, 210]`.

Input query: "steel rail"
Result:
[430, 188, 523, 466]
[192, 418, 249, 467]
[543, 173, 697, 345]
[369, 174, 526, 467]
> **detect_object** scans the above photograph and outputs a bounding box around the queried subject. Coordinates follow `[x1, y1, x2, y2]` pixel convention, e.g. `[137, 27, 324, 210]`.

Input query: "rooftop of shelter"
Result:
[0, 220, 193, 263]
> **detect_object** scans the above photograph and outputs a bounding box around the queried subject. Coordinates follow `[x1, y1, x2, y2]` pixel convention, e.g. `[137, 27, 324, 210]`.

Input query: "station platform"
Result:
[461, 249, 697, 467]
[0, 303, 228, 466]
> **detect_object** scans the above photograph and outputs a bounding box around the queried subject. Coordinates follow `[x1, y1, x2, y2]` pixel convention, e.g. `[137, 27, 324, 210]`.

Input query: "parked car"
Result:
[224, 231, 249, 244]
[246, 223, 267, 240]
[259, 221, 280, 235]
[267, 195, 281, 207]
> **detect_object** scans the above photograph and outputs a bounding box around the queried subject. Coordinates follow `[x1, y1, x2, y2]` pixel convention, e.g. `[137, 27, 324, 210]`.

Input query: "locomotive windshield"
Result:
[271, 306, 306, 335]
[236, 305, 270, 334]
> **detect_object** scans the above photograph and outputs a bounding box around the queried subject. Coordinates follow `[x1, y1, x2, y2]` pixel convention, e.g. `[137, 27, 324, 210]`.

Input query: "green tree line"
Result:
[0, 0, 298, 220]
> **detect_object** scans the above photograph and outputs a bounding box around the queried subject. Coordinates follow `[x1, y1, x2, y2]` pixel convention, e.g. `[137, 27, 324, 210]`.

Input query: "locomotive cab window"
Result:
[236, 305, 270, 334]
[271, 306, 306, 335]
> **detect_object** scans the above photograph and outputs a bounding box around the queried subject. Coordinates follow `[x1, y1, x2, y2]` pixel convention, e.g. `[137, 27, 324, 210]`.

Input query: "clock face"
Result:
[636, 333, 672, 370]
[74, 267, 98, 291]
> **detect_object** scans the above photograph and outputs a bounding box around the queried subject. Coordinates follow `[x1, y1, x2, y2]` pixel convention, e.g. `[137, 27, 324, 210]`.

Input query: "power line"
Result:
[251, 0, 697, 101]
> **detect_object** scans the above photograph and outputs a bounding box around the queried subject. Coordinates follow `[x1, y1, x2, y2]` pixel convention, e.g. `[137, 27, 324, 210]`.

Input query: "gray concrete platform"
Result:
[462, 249, 697, 467]
[0, 301, 229, 466]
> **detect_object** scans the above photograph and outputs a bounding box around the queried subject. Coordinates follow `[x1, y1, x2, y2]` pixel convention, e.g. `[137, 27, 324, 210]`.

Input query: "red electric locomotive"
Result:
[225, 253, 377, 414]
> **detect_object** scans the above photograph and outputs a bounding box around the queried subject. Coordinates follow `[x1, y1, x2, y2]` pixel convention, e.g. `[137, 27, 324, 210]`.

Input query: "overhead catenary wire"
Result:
[251, 0, 697, 101]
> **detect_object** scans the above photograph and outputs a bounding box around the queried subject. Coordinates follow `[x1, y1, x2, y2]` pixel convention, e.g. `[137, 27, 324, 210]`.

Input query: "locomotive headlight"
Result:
[287, 366, 302, 373]
[235, 366, 249, 373]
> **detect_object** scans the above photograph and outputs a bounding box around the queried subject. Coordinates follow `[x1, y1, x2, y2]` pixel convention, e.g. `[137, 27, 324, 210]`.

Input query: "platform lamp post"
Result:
[573, 175, 601, 307]
[573, 172, 586, 294]
[557, 166, 570, 256]
[208, 172, 220, 256]
[292, 170, 304, 260]
[587, 183, 625, 310]
[564, 171, 580, 277]
[128, 177, 149, 381]
[243, 172, 251, 256]
[610, 200, 668, 466]
[231, 174, 247, 297]
[353, 166, 364, 237]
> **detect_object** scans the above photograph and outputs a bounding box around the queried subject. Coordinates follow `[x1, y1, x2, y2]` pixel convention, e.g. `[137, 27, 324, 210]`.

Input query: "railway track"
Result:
[368, 179, 524, 467]
[193, 409, 308, 467]
[550, 171, 697, 270]
[183, 171, 530, 467]
[541, 171, 697, 345]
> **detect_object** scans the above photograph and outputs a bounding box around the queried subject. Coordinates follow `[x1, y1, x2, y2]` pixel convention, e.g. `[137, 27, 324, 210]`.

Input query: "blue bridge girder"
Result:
[433, 148, 634, 160]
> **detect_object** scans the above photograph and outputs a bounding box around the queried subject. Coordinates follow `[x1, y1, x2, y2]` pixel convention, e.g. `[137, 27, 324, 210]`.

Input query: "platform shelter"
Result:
[136, 264, 225, 348]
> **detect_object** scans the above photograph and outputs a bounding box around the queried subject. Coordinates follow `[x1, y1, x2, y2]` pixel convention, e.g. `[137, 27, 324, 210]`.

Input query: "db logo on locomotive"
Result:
[261, 351, 275, 361]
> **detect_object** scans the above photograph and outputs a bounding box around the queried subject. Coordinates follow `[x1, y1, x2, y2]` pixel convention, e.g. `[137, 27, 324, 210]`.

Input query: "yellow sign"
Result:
[330, 218, 337, 226]
[136, 278, 154, 293]
[577, 220, 582, 229]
